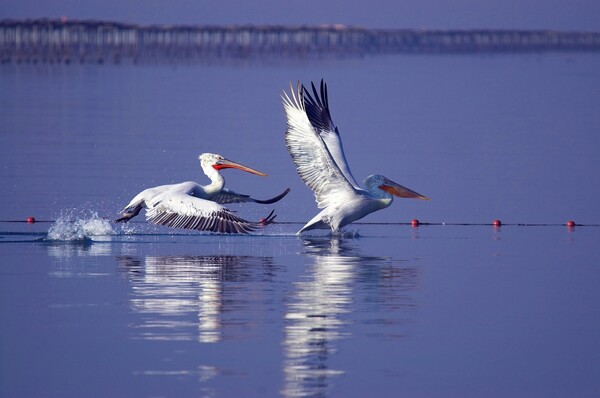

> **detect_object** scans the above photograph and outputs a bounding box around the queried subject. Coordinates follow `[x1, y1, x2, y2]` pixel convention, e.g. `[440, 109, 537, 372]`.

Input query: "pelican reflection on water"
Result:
[282, 237, 418, 397]
[115, 153, 290, 234]
[114, 240, 418, 396]
[118, 254, 276, 343]
[283, 80, 429, 234]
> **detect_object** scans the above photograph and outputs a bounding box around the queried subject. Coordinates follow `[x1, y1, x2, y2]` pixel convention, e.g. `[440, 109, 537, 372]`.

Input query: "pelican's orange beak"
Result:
[379, 178, 429, 200]
[213, 158, 267, 176]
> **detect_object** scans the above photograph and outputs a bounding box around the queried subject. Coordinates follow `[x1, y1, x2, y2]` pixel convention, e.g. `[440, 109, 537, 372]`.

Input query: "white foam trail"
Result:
[45, 210, 116, 241]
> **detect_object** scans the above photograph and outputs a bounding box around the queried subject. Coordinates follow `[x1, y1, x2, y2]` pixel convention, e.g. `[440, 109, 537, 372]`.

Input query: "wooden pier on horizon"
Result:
[2, 18, 599, 64]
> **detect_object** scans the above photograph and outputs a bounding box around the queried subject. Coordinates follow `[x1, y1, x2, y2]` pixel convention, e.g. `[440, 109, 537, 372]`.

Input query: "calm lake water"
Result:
[1, 52, 600, 397]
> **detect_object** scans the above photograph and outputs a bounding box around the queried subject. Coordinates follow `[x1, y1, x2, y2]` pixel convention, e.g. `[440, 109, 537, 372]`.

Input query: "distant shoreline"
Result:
[2, 18, 599, 64]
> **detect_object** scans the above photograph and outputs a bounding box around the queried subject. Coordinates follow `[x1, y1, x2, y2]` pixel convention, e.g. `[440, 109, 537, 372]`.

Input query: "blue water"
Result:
[1, 53, 600, 397]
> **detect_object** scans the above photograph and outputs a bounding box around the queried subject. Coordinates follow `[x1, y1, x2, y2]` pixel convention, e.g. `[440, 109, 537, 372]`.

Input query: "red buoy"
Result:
[27, 216, 36, 223]
[566, 220, 576, 228]
[492, 219, 502, 227]
[411, 219, 420, 227]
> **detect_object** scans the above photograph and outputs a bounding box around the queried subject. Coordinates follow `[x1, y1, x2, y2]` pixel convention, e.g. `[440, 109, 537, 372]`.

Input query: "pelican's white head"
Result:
[364, 174, 429, 200]
[198, 153, 267, 176]
[199, 153, 222, 170]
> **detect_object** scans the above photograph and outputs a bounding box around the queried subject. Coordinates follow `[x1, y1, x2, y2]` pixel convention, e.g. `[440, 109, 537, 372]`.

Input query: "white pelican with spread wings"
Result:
[282, 80, 428, 234]
[115, 153, 290, 234]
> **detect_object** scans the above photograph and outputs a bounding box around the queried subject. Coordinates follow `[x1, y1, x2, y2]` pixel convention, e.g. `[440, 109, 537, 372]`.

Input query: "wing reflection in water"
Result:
[117, 255, 274, 343]
[282, 237, 418, 397]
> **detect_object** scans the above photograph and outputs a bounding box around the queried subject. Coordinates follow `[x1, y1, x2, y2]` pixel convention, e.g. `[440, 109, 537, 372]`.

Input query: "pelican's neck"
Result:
[202, 164, 225, 193]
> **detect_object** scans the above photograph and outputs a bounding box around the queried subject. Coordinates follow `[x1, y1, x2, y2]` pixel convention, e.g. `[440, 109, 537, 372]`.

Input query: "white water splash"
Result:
[45, 210, 116, 241]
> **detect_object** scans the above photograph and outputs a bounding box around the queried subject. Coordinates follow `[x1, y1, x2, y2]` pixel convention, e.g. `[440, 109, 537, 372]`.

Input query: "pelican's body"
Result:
[115, 153, 289, 234]
[298, 176, 393, 233]
[282, 80, 428, 234]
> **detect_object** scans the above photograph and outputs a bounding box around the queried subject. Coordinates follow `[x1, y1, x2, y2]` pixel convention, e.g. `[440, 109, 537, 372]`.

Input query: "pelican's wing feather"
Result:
[145, 193, 263, 234]
[120, 184, 173, 212]
[283, 82, 358, 209]
[302, 80, 360, 189]
[212, 188, 291, 205]
[211, 188, 253, 204]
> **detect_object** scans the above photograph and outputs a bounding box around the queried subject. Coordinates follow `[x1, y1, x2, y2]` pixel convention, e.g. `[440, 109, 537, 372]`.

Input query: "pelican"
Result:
[282, 80, 429, 234]
[115, 153, 290, 234]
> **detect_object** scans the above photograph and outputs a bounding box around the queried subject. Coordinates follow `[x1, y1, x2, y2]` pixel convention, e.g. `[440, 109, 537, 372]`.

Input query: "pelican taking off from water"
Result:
[282, 80, 429, 234]
[115, 153, 290, 234]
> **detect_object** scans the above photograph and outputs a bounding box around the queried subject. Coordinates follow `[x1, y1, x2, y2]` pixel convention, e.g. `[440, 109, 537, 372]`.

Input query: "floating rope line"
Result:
[275, 221, 598, 227]
[1, 218, 598, 227]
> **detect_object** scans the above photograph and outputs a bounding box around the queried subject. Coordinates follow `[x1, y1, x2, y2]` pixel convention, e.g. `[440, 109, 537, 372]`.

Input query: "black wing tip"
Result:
[114, 204, 143, 223]
[301, 80, 326, 105]
[251, 187, 291, 204]
[310, 81, 321, 108]
[257, 210, 277, 226]
[298, 78, 326, 94]
[301, 78, 334, 132]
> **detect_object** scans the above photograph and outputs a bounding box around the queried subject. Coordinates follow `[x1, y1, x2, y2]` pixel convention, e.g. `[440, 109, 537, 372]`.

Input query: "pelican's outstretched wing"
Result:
[145, 193, 276, 234]
[211, 188, 291, 205]
[283, 81, 358, 209]
[115, 184, 177, 223]
[303, 80, 360, 189]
